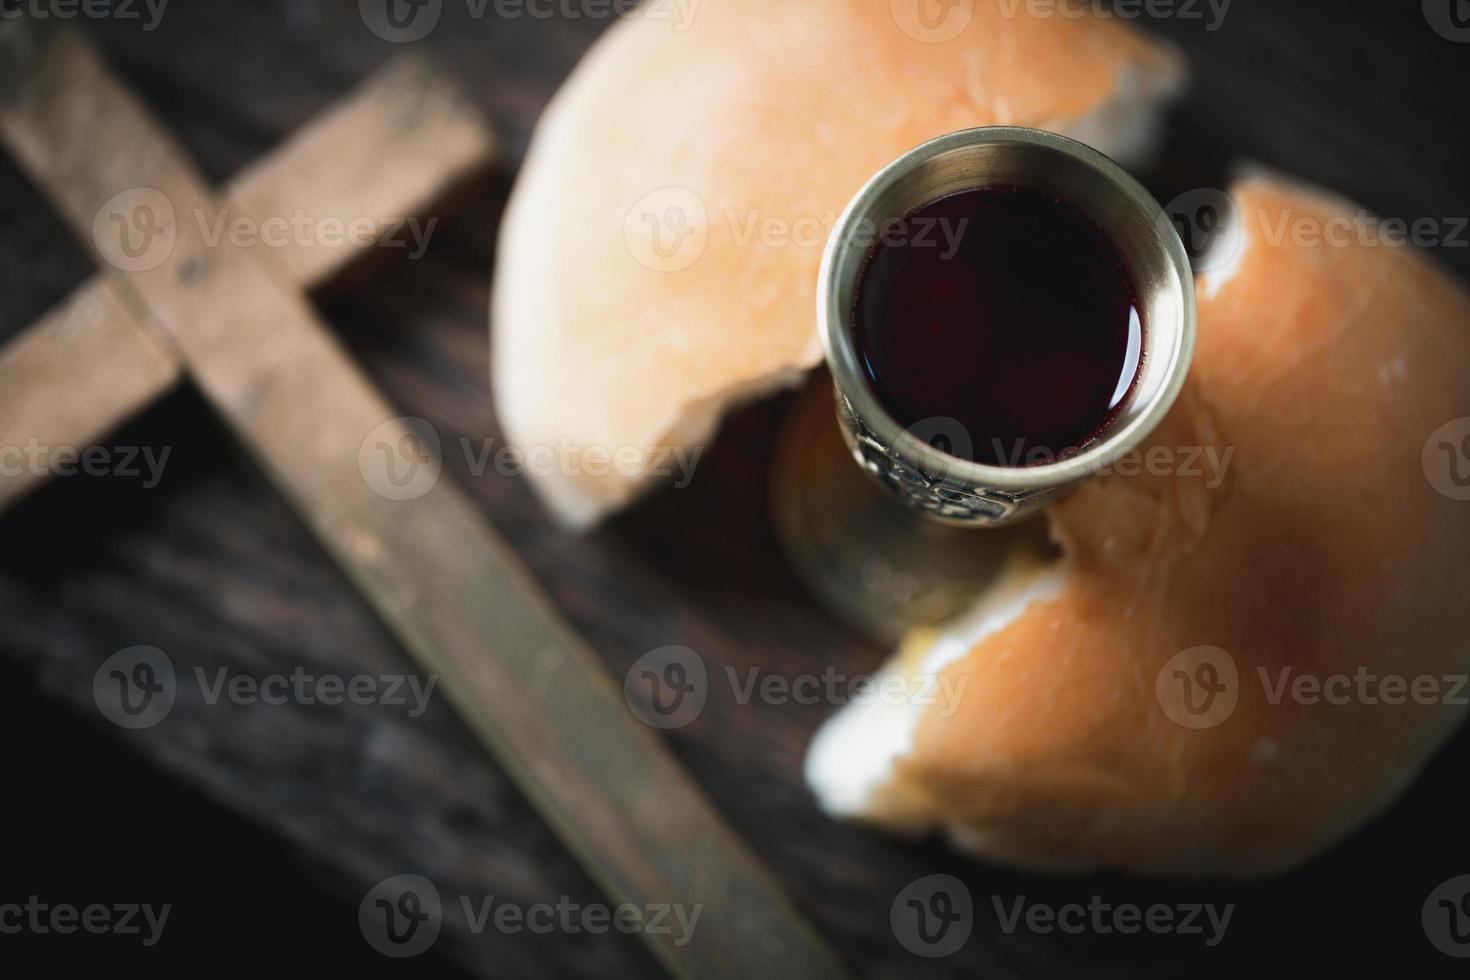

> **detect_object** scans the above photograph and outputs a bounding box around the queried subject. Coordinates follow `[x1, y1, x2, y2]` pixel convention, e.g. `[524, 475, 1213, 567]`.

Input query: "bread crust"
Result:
[492, 0, 1185, 526]
[809, 175, 1470, 877]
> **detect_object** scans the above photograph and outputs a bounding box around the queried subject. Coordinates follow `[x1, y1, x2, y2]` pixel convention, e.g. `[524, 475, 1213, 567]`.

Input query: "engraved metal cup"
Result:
[818, 127, 1197, 527]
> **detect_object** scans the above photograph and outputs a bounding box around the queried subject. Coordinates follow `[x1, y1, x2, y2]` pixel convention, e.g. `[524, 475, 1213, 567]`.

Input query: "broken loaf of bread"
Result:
[805, 173, 1470, 876]
[490, 2, 1470, 877]
[492, 0, 1186, 527]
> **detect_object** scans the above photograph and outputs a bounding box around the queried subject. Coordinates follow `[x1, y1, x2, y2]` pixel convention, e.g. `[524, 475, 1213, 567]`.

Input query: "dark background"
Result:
[1, 1, 1468, 977]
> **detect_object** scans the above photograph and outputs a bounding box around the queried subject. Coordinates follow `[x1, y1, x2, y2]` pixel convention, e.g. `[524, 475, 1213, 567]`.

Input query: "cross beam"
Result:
[0, 24, 846, 980]
[0, 54, 493, 511]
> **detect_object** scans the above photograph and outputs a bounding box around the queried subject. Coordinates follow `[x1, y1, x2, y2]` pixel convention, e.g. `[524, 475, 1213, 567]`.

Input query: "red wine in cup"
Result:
[852, 185, 1144, 467]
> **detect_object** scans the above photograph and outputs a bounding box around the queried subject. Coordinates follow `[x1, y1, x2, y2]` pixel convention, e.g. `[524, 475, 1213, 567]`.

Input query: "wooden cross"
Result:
[0, 24, 845, 980]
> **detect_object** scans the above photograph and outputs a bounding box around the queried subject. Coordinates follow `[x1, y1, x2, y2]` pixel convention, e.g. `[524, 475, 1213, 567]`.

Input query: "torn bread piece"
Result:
[806, 173, 1470, 877]
[492, 0, 1185, 527]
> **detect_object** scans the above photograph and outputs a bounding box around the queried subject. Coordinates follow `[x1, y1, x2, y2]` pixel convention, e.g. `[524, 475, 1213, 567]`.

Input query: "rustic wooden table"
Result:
[2, 2, 1468, 977]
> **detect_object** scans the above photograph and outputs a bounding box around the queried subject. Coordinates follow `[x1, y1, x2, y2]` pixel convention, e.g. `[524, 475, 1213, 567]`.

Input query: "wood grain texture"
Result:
[1, 2, 1468, 978]
[0, 51, 494, 512]
[0, 24, 843, 980]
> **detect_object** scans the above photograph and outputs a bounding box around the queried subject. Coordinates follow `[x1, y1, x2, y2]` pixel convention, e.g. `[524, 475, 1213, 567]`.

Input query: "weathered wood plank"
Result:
[0, 26, 846, 980]
[0, 52, 494, 511]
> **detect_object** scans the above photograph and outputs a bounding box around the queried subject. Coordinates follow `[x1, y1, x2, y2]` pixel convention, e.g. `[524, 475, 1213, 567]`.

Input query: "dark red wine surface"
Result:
[852, 185, 1143, 467]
